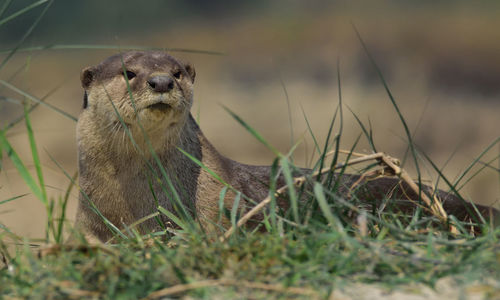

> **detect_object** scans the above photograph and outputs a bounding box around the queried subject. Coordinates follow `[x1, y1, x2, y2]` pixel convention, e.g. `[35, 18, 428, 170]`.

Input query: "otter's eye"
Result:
[123, 70, 136, 80]
[173, 70, 182, 79]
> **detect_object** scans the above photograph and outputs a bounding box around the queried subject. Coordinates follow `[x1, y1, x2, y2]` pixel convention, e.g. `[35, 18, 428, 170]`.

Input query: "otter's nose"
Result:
[147, 75, 174, 93]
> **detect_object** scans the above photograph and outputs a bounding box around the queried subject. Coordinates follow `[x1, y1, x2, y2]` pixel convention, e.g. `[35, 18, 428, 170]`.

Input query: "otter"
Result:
[76, 51, 281, 241]
[75, 51, 497, 242]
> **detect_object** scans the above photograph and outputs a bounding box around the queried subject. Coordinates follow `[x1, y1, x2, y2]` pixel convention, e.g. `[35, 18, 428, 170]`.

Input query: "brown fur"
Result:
[75, 51, 498, 242]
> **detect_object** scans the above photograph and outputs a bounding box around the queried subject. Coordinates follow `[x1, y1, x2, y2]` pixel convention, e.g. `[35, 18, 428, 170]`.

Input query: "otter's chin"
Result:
[137, 106, 182, 133]
[141, 104, 173, 120]
[146, 102, 171, 112]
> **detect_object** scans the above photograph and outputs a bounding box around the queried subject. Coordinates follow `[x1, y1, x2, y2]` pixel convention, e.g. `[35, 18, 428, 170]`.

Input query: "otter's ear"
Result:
[184, 63, 196, 83]
[81, 66, 95, 89]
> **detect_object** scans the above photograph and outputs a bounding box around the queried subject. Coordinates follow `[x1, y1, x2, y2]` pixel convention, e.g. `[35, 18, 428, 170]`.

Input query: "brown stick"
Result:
[221, 152, 386, 242]
[378, 154, 459, 234]
[222, 151, 465, 241]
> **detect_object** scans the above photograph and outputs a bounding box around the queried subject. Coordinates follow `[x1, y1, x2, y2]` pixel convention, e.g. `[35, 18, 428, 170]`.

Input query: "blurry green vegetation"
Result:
[0, 0, 269, 44]
[2, 0, 500, 45]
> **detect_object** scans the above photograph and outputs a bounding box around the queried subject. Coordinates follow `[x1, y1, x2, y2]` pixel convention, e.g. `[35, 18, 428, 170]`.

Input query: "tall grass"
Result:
[1, 2, 499, 299]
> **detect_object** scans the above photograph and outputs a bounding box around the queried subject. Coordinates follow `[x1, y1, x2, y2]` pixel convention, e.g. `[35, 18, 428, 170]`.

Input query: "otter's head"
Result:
[79, 51, 196, 150]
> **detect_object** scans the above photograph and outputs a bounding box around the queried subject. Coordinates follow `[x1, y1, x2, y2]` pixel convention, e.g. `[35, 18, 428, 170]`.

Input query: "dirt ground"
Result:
[329, 278, 499, 300]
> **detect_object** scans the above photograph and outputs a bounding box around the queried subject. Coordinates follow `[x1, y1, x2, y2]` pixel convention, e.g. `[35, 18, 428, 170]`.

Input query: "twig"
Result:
[378, 154, 457, 234]
[379, 155, 439, 214]
[221, 152, 385, 242]
[324, 149, 374, 159]
[221, 151, 458, 241]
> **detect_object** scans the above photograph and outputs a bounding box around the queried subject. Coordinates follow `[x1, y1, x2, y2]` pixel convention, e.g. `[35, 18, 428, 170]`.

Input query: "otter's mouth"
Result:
[146, 102, 171, 112]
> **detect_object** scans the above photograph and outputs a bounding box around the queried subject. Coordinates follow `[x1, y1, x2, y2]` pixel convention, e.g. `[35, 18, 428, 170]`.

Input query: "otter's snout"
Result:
[147, 75, 174, 93]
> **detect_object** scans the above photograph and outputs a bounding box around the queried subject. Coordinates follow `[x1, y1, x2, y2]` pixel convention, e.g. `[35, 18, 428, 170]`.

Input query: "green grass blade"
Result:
[477, 157, 500, 172]
[401, 96, 432, 166]
[177, 147, 230, 189]
[0, 0, 53, 70]
[0, 44, 224, 55]
[0, 0, 48, 28]
[353, 24, 423, 196]
[419, 150, 485, 225]
[0, 131, 44, 204]
[23, 102, 52, 240]
[315, 107, 338, 178]
[3, 51, 37, 84]
[268, 158, 280, 230]
[313, 183, 336, 226]
[5, 101, 39, 131]
[330, 134, 362, 192]
[325, 60, 344, 188]
[151, 162, 193, 223]
[280, 157, 299, 224]
[46, 150, 126, 239]
[0, 193, 29, 205]
[278, 72, 294, 158]
[230, 192, 242, 229]
[335, 58, 344, 141]
[4, 80, 65, 132]
[218, 186, 228, 224]
[431, 142, 462, 197]
[299, 103, 321, 156]
[0, 0, 12, 19]
[23, 104, 47, 202]
[55, 171, 77, 243]
[320, 187, 419, 239]
[456, 154, 500, 192]
[157, 206, 189, 232]
[0, 136, 3, 171]
[179, 146, 255, 219]
[347, 105, 377, 152]
[0, 96, 22, 105]
[223, 106, 280, 157]
[147, 177, 167, 230]
[453, 136, 500, 190]
[447, 215, 469, 236]
[0, 80, 76, 122]
[285, 138, 302, 160]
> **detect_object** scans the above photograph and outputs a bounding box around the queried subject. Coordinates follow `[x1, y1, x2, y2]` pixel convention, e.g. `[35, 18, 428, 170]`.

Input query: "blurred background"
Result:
[1, 0, 499, 238]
